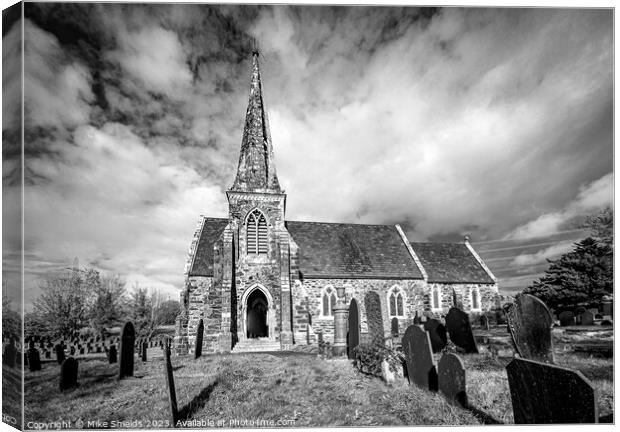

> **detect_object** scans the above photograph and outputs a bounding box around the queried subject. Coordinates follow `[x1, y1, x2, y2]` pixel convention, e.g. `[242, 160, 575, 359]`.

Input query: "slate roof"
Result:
[286, 221, 423, 279]
[188, 218, 494, 284]
[188, 217, 228, 276]
[410, 242, 495, 284]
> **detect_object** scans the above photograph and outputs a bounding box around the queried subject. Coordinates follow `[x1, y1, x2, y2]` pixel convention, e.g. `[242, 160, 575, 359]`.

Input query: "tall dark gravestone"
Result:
[141, 341, 148, 362]
[390, 317, 399, 338]
[438, 353, 468, 407]
[479, 314, 489, 330]
[347, 299, 360, 360]
[445, 308, 479, 353]
[195, 319, 204, 359]
[108, 345, 118, 364]
[402, 325, 438, 391]
[28, 340, 41, 371]
[423, 319, 447, 353]
[163, 338, 179, 425]
[119, 321, 135, 379]
[54, 344, 65, 365]
[506, 358, 598, 424]
[59, 357, 79, 391]
[364, 291, 385, 346]
[3, 340, 16, 368]
[505, 294, 554, 363]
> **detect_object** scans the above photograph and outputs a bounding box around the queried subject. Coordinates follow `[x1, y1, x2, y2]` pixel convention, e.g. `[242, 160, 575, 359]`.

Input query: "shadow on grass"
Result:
[172, 365, 185, 372]
[178, 381, 219, 420]
[465, 405, 503, 424]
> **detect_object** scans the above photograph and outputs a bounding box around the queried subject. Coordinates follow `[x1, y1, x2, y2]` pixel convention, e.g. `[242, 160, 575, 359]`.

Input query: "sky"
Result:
[1, 3, 614, 309]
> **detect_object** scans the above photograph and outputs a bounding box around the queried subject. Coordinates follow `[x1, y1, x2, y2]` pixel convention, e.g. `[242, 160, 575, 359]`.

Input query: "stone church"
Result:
[174, 51, 499, 354]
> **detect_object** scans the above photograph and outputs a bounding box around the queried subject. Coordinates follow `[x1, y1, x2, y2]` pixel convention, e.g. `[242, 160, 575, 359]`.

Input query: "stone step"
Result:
[232, 339, 281, 353]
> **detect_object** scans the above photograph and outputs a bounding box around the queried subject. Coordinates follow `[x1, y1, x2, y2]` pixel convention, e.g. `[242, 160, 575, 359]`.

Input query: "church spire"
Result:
[231, 49, 281, 193]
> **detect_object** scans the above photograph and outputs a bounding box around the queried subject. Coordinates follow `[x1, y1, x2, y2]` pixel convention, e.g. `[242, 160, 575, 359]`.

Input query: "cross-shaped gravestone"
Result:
[506, 357, 598, 424]
[505, 294, 554, 363]
[445, 307, 479, 353]
[59, 357, 79, 391]
[119, 321, 135, 379]
[402, 325, 438, 391]
[423, 319, 447, 353]
[438, 353, 468, 407]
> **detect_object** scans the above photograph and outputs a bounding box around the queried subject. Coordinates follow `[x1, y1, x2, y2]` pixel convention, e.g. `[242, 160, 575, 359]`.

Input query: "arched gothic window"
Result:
[246, 210, 268, 255]
[470, 287, 481, 311]
[321, 286, 337, 317]
[388, 286, 405, 317]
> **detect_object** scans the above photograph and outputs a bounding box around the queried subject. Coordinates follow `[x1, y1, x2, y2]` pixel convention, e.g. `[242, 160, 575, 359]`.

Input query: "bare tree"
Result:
[89, 274, 127, 338]
[129, 283, 166, 339]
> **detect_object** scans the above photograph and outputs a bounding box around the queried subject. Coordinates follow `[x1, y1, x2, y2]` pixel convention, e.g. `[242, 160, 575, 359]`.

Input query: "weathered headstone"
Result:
[364, 291, 385, 346]
[195, 319, 205, 359]
[506, 357, 598, 424]
[559, 311, 575, 327]
[580, 310, 594, 326]
[445, 308, 478, 354]
[505, 294, 554, 363]
[438, 353, 468, 407]
[423, 319, 447, 353]
[479, 314, 489, 330]
[54, 344, 65, 365]
[3, 340, 16, 368]
[163, 338, 178, 425]
[119, 321, 135, 379]
[59, 357, 79, 391]
[141, 341, 148, 362]
[402, 325, 438, 391]
[108, 345, 118, 364]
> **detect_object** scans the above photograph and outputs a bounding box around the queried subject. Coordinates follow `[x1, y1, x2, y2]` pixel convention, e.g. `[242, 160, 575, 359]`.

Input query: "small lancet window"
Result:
[388, 286, 405, 317]
[247, 210, 268, 255]
[322, 286, 337, 317]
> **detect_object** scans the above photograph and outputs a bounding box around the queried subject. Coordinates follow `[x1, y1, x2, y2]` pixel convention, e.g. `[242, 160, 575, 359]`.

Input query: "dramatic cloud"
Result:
[4, 4, 612, 305]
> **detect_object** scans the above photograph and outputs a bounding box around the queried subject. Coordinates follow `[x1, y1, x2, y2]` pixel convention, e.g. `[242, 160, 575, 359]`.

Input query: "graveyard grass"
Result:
[23, 346, 613, 427]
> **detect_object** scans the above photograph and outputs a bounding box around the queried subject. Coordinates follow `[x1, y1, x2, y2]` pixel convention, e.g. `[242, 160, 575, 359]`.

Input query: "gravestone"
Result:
[141, 341, 148, 362]
[108, 344, 118, 363]
[445, 308, 478, 353]
[438, 353, 468, 407]
[54, 344, 65, 365]
[347, 299, 360, 360]
[195, 319, 204, 359]
[580, 310, 594, 326]
[119, 321, 135, 379]
[364, 291, 385, 346]
[59, 357, 79, 391]
[79, 348, 84, 355]
[413, 311, 422, 325]
[559, 311, 575, 327]
[163, 338, 178, 425]
[402, 325, 438, 391]
[70, 346, 75, 356]
[390, 317, 399, 338]
[505, 294, 554, 363]
[96, 345, 102, 354]
[506, 357, 598, 424]
[479, 314, 489, 330]
[44, 350, 51, 359]
[39, 340, 45, 349]
[3, 340, 16, 368]
[423, 319, 447, 353]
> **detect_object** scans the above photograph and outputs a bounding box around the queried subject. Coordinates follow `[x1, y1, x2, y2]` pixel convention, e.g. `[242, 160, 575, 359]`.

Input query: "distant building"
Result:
[175, 51, 499, 354]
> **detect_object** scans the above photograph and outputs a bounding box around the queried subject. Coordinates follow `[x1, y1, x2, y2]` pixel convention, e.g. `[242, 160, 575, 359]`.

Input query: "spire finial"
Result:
[251, 37, 259, 57]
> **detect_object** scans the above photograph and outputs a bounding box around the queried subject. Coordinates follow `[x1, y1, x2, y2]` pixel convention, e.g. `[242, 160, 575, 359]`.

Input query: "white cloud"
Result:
[506, 172, 613, 240]
[510, 240, 575, 267]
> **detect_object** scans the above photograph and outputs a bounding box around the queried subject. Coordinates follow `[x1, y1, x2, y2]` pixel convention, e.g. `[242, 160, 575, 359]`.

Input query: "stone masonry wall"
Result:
[425, 282, 499, 319]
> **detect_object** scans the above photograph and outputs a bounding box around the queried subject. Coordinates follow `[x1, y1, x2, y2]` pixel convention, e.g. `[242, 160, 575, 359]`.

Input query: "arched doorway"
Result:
[347, 298, 360, 359]
[246, 289, 269, 338]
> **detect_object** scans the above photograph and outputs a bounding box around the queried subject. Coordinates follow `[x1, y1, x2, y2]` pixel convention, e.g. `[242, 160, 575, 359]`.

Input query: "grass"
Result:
[21, 328, 614, 428]
[2, 363, 23, 428]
